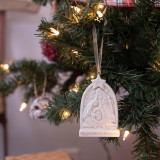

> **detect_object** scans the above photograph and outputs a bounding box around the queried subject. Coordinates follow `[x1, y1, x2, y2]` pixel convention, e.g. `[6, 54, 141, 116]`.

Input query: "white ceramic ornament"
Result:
[79, 74, 120, 137]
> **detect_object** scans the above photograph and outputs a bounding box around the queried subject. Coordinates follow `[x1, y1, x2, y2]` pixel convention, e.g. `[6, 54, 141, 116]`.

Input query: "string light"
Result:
[97, 11, 103, 18]
[3, 64, 9, 70]
[71, 6, 81, 13]
[50, 28, 59, 36]
[62, 111, 71, 120]
[0, 64, 9, 71]
[90, 74, 95, 79]
[86, 73, 95, 80]
[19, 102, 27, 112]
[98, 4, 104, 9]
[72, 50, 78, 54]
[72, 86, 79, 93]
[70, 84, 79, 93]
[123, 130, 130, 141]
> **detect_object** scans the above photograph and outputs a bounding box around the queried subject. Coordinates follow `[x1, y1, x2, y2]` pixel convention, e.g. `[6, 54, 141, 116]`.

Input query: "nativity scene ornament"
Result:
[79, 25, 120, 137]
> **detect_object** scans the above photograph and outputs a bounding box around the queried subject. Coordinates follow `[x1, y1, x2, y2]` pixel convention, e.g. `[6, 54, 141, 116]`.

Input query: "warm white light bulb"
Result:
[90, 75, 95, 79]
[3, 64, 9, 70]
[62, 111, 71, 119]
[50, 28, 60, 36]
[123, 130, 130, 141]
[71, 84, 79, 93]
[98, 4, 104, 9]
[71, 6, 81, 13]
[73, 88, 79, 93]
[72, 50, 78, 54]
[20, 102, 27, 112]
[97, 11, 103, 18]
[64, 112, 69, 116]
[75, 7, 80, 13]
[1, 64, 9, 71]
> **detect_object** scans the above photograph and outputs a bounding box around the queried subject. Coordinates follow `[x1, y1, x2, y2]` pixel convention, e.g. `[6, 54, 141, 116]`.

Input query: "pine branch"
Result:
[44, 83, 88, 124]
[39, 0, 160, 159]
[1, 0, 160, 159]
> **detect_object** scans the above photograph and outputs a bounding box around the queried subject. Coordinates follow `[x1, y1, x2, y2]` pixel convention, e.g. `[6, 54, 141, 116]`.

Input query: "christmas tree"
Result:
[0, 0, 160, 159]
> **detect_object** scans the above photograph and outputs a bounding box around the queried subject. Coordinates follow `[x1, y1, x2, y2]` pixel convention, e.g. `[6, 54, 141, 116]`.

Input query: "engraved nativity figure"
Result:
[83, 88, 116, 129]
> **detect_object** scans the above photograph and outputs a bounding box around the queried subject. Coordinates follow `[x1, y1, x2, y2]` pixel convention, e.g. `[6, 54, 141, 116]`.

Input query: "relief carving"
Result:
[79, 75, 120, 137]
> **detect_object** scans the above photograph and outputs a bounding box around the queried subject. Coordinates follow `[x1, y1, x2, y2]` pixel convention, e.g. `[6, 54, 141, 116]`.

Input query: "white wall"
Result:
[0, 3, 159, 160]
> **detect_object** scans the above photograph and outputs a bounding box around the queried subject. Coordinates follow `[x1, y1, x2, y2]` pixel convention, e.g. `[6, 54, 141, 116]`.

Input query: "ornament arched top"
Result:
[79, 75, 120, 137]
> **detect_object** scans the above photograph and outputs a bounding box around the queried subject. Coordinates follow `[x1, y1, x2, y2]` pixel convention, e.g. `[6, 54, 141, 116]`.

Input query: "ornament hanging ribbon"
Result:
[33, 72, 47, 99]
[92, 25, 103, 75]
[80, 24, 120, 138]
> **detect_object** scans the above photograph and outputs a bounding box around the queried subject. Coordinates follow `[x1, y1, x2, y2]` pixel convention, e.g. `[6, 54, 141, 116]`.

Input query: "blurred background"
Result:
[0, 2, 159, 160]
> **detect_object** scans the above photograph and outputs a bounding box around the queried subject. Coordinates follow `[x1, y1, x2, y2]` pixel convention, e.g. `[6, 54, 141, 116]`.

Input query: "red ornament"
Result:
[41, 42, 60, 61]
